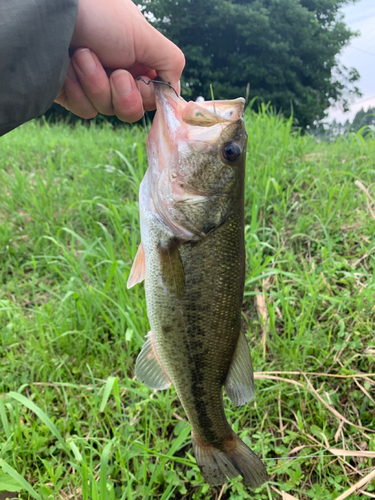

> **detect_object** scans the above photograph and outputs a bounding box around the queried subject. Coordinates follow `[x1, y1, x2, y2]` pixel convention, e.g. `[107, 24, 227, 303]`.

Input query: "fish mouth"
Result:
[152, 79, 245, 135]
[149, 80, 246, 158]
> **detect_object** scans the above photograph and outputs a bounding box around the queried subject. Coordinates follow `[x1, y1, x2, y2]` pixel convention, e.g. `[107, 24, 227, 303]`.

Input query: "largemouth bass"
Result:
[127, 82, 268, 488]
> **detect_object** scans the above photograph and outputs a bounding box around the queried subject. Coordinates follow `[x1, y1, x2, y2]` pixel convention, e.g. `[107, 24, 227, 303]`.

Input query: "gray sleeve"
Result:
[0, 0, 78, 136]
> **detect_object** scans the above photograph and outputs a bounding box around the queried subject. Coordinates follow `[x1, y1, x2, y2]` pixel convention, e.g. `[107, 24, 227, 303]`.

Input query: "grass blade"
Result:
[100, 439, 115, 500]
[100, 377, 118, 412]
[0, 460, 42, 500]
[7, 392, 70, 456]
[0, 398, 11, 440]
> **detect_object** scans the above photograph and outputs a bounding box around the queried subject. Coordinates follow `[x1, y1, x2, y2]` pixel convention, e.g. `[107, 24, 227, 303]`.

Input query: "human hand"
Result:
[54, 0, 184, 122]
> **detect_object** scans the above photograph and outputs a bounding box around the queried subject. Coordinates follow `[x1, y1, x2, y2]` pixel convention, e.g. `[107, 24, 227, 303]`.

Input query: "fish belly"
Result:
[143, 208, 244, 445]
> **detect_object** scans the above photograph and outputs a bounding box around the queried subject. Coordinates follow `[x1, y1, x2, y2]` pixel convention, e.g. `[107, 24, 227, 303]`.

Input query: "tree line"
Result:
[313, 107, 375, 140]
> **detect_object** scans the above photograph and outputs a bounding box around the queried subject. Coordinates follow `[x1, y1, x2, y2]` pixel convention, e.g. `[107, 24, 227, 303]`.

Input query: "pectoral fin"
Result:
[224, 332, 255, 406]
[127, 242, 146, 289]
[135, 331, 171, 390]
[158, 240, 185, 299]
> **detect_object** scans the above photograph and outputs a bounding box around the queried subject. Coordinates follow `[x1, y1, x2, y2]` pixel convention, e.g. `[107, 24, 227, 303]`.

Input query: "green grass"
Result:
[0, 111, 374, 500]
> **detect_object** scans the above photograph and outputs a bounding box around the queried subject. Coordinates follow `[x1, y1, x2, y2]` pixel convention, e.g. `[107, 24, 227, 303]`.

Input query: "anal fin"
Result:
[135, 331, 171, 390]
[127, 242, 146, 289]
[224, 332, 255, 406]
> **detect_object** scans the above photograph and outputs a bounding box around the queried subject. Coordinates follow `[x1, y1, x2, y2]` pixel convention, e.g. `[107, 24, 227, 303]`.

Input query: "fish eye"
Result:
[222, 141, 242, 162]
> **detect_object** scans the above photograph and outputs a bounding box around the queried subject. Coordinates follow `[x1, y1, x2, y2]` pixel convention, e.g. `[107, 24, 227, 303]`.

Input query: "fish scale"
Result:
[149, 214, 243, 443]
[127, 81, 269, 488]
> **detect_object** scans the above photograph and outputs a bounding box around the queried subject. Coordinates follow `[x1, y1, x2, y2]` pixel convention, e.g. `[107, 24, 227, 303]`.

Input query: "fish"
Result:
[127, 81, 269, 489]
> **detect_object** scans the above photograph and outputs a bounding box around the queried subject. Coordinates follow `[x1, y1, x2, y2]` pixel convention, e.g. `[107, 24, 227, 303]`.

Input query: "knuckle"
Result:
[81, 78, 109, 98]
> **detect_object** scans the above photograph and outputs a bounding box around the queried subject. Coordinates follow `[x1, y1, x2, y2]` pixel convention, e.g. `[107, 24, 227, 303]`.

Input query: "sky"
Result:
[327, 0, 375, 122]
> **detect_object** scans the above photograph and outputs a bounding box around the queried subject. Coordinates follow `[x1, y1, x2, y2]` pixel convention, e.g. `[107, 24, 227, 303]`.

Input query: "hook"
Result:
[136, 77, 179, 98]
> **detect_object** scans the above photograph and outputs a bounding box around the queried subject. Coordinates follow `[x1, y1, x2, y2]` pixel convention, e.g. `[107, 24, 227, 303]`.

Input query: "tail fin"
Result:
[192, 432, 269, 488]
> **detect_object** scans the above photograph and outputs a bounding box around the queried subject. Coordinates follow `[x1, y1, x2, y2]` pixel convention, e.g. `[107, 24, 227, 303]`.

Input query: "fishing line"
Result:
[135, 78, 148, 131]
[136, 77, 180, 98]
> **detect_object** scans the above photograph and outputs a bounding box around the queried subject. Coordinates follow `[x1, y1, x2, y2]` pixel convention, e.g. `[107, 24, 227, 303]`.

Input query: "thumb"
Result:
[134, 21, 185, 91]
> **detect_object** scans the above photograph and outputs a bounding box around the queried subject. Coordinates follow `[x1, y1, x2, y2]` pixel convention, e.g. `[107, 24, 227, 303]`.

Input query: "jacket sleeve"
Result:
[0, 0, 78, 136]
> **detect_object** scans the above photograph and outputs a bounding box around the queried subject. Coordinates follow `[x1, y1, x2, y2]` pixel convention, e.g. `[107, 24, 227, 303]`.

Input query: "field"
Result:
[0, 110, 374, 500]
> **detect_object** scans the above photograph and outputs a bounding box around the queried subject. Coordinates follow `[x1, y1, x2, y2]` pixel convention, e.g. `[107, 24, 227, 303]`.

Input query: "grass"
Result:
[0, 109, 374, 500]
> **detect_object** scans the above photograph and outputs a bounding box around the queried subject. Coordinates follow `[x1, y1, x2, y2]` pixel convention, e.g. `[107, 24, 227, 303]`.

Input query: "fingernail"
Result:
[112, 70, 134, 96]
[66, 63, 77, 82]
[74, 48, 97, 76]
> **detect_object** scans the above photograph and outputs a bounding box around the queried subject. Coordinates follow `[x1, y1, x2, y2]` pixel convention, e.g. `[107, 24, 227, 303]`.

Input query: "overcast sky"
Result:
[327, 0, 375, 122]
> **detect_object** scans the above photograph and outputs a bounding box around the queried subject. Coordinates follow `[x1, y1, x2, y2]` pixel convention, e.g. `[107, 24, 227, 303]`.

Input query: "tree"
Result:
[349, 107, 375, 134]
[137, 0, 360, 128]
